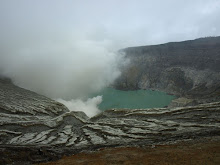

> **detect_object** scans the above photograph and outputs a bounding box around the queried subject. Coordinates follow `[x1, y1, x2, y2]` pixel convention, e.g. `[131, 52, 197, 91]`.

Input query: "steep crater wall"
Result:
[114, 37, 220, 103]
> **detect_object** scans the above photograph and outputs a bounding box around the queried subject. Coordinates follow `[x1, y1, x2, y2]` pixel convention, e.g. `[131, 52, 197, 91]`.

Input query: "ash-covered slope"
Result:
[0, 78, 220, 164]
[114, 37, 220, 102]
[0, 78, 69, 117]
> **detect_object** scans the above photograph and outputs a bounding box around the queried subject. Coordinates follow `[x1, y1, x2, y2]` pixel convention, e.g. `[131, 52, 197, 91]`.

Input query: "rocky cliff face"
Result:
[1, 37, 220, 164]
[114, 37, 220, 103]
[0, 78, 220, 164]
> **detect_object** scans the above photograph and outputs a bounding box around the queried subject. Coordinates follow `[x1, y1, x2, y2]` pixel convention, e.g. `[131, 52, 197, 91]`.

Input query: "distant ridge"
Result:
[123, 36, 220, 49]
[115, 36, 220, 103]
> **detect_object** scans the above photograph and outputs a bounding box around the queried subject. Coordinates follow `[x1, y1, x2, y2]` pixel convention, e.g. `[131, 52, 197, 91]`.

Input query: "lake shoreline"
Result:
[91, 87, 176, 110]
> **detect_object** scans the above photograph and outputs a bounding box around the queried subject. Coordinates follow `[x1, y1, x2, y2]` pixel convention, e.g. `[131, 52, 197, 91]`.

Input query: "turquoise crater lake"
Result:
[90, 88, 176, 111]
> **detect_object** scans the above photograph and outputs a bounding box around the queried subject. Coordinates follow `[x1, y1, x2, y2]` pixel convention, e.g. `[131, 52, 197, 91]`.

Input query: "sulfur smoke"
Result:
[2, 0, 219, 117]
[0, 30, 127, 117]
[0, 1, 130, 117]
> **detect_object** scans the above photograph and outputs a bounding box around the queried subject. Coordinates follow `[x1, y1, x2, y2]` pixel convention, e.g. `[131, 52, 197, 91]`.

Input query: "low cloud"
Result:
[0, 32, 128, 117]
[0, 0, 219, 117]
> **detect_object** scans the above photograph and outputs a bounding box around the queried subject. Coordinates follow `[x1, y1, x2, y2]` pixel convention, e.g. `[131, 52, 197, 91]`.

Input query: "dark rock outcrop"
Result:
[0, 79, 220, 164]
[114, 36, 220, 103]
[1, 37, 220, 164]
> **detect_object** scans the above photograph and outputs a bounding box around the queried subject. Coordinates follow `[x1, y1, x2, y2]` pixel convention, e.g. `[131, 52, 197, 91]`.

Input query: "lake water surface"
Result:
[91, 88, 176, 111]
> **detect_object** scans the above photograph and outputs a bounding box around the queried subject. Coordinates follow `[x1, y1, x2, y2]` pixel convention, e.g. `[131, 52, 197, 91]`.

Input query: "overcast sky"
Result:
[1, 0, 220, 49]
[0, 0, 220, 116]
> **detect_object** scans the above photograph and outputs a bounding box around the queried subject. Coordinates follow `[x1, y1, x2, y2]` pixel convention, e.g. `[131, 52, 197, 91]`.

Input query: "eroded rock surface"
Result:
[0, 78, 220, 164]
[114, 37, 220, 103]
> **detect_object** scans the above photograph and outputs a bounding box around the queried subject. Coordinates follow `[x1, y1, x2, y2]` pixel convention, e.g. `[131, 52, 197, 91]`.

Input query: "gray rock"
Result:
[0, 78, 220, 164]
[1, 37, 220, 164]
[114, 36, 220, 103]
[168, 97, 198, 108]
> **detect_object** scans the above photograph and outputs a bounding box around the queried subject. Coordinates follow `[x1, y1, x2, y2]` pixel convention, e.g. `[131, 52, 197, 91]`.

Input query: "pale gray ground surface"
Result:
[0, 78, 220, 164]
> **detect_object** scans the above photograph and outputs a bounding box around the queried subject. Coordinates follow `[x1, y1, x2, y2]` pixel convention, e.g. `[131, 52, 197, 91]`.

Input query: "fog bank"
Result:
[0, 31, 128, 117]
[1, 0, 220, 117]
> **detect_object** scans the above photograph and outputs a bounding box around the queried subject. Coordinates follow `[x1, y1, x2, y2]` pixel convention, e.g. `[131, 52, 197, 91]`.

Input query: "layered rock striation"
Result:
[114, 37, 220, 103]
[0, 78, 220, 164]
[1, 37, 220, 164]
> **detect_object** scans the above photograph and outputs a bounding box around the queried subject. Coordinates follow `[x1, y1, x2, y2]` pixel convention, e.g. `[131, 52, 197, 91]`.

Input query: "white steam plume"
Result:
[0, 31, 127, 117]
[0, 1, 132, 117]
[57, 96, 102, 118]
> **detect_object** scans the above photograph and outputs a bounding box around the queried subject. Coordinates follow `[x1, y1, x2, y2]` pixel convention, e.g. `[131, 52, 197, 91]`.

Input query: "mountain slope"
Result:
[114, 37, 220, 102]
[0, 78, 220, 164]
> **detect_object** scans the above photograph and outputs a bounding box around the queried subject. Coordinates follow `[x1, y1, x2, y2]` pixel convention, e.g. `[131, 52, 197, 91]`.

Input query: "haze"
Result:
[0, 0, 220, 116]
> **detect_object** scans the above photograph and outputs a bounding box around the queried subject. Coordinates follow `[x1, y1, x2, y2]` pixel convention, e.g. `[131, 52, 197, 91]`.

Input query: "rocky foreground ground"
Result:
[41, 137, 220, 165]
[0, 78, 220, 164]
